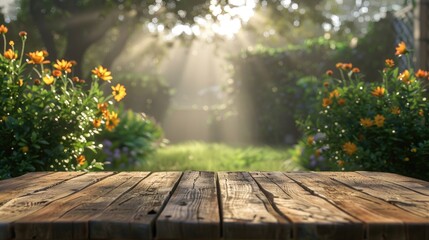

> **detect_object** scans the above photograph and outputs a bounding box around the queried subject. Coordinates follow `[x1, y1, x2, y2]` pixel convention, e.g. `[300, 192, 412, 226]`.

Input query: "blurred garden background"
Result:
[2, 0, 429, 180]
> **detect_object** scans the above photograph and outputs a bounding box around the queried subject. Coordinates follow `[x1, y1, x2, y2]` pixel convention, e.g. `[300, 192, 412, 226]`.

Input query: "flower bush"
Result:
[301, 42, 429, 180]
[0, 24, 126, 179]
[89, 105, 164, 171]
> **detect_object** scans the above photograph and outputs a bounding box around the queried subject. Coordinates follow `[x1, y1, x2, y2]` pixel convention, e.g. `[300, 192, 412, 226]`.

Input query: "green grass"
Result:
[139, 141, 304, 171]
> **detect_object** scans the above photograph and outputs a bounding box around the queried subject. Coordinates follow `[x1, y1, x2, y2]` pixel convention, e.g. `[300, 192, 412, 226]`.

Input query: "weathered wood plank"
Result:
[0, 172, 113, 240]
[357, 171, 429, 196]
[0, 172, 54, 188]
[219, 172, 289, 240]
[13, 172, 150, 240]
[157, 171, 220, 240]
[0, 172, 85, 207]
[286, 172, 429, 240]
[251, 172, 362, 240]
[321, 172, 429, 219]
[90, 171, 182, 240]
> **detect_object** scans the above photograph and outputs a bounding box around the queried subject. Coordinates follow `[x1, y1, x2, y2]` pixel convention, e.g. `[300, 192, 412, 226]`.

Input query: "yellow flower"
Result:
[343, 142, 357, 156]
[415, 69, 428, 78]
[9, 41, 14, 47]
[105, 111, 120, 131]
[404, 157, 410, 162]
[111, 84, 127, 102]
[53, 59, 73, 73]
[329, 89, 339, 99]
[93, 119, 101, 128]
[43, 75, 55, 85]
[395, 41, 407, 56]
[27, 51, 50, 64]
[307, 136, 314, 145]
[21, 146, 29, 153]
[4, 49, 17, 60]
[0, 24, 8, 34]
[92, 65, 113, 81]
[360, 118, 373, 128]
[371, 86, 385, 97]
[411, 148, 417, 153]
[385, 59, 394, 68]
[391, 106, 401, 115]
[374, 114, 385, 127]
[17, 79, 23, 86]
[398, 69, 411, 84]
[77, 155, 86, 165]
[322, 98, 332, 107]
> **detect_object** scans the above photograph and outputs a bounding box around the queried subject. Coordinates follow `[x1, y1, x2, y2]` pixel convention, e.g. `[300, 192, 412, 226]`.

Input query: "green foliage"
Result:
[300, 48, 429, 180]
[0, 26, 122, 179]
[92, 106, 164, 170]
[141, 141, 303, 171]
[116, 73, 172, 121]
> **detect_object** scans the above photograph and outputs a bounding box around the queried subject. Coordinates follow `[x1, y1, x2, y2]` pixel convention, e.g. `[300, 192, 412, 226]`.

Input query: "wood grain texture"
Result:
[320, 171, 429, 219]
[156, 171, 220, 240]
[357, 171, 429, 196]
[219, 172, 289, 240]
[13, 172, 150, 240]
[90, 171, 182, 240]
[0, 172, 84, 208]
[0, 172, 113, 240]
[286, 172, 429, 240]
[251, 172, 362, 240]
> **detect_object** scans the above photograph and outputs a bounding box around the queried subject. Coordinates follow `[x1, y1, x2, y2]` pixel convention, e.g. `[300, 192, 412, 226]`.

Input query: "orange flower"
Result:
[341, 63, 353, 71]
[43, 75, 54, 85]
[374, 114, 385, 127]
[335, 62, 343, 69]
[111, 84, 127, 102]
[337, 160, 345, 167]
[419, 109, 424, 116]
[0, 24, 8, 34]
[352, 67, 360, 73]
[4, 49, 17, 60]
[360, 118, 373, 128]
[343, 142, 357, 156]
[371, 86, 385, 97]
[19, 31, 27, 37]
[329, 89, 339, 99]
[323, 82, 329, 88]
[52, 70, 62, 77]
[322, 98, 332, 107]
[337, 98, 346, 105]
[17, 79, 23, 87]
[326, 70, 333, 76]
[385, 59, 394, 68]
[92, 65, 112, 81]
[398, 69, 411, 84]
[77, 155, 86, 165]
[93, 119, 101, 128]
[105, 111, 120, 131]
[415, 69, 428, 78]
[391, 106, 401, 115]
[53, 59, 73, 73]
[395, 41, 407, 56]
[97, 102, 108, 114]
[27, 51, 50, 64]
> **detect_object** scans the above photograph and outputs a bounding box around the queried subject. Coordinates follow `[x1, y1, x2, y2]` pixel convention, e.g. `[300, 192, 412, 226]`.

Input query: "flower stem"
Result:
[19, 38, 26, 66]
[2, 34, 6, 53]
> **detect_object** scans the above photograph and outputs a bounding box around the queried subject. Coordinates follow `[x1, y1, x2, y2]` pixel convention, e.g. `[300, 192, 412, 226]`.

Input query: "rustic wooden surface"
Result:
[1, 171, 429, 240]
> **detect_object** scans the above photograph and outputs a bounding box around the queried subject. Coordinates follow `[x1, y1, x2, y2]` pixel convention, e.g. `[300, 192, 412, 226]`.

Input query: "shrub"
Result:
[91, 105, 164, 170]
[300, 42, 429, 180]
[0, 24, 125, 178]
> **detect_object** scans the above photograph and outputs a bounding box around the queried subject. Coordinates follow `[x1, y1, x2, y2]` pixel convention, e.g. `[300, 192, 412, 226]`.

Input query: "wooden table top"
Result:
[0, 171, 429, 240]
